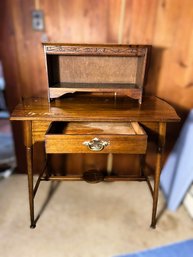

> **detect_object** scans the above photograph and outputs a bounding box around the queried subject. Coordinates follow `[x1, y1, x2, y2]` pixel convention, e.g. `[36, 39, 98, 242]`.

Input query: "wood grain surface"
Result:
[45, 121, 147, 154]
[10, 95, 180, 122]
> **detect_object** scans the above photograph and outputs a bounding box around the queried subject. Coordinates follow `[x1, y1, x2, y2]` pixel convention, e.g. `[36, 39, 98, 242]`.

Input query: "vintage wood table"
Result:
[10, 94, 180, 228]
[11, 94, 179, 228]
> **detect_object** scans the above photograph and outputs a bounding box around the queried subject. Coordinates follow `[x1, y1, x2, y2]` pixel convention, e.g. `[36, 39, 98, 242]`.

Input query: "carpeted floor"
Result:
[0, 175, 193, 257]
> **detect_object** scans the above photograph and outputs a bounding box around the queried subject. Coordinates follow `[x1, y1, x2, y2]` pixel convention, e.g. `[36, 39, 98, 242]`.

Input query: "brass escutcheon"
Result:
[83, 137, 109, 151]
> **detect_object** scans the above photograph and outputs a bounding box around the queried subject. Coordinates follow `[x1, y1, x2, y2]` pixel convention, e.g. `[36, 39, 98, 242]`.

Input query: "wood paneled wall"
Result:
[1, 0, 193, 172]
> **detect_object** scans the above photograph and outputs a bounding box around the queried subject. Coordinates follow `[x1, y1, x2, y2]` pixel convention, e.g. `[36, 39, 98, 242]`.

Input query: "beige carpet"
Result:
[0, 175, 193, 257]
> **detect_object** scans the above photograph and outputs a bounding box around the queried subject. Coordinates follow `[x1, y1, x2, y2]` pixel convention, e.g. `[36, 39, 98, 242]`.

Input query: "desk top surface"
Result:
[10, 95, 180, 122]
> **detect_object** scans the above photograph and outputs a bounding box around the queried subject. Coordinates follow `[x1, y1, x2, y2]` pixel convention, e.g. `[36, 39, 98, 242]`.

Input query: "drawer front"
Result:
[45, 122, 147, 154]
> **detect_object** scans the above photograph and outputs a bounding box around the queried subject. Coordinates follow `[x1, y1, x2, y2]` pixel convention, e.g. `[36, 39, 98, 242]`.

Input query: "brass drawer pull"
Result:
[83, 137, 109, 151]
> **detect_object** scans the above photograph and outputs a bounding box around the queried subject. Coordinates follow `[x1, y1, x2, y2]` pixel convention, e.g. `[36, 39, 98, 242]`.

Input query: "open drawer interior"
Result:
[45, 121, 147, 154]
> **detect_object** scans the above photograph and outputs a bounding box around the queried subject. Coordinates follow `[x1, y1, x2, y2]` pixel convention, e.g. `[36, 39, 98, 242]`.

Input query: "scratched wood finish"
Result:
[10, 95, 180, 122]
[1, 0, 192, 172]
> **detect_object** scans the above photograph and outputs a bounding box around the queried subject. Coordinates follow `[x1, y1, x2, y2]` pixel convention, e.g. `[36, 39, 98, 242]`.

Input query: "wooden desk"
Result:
[10, 94, 180, 228]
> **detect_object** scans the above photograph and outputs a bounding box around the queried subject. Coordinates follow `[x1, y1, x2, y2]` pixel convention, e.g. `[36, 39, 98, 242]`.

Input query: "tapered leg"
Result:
[27, 146, 35, 228]
[23, 121, 35, 228]
[151, 122, 166, 228]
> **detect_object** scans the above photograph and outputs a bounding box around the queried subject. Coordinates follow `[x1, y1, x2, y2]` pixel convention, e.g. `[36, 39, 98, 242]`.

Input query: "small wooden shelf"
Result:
[43, 43, 151, 103]
[49, 82, 141, 99]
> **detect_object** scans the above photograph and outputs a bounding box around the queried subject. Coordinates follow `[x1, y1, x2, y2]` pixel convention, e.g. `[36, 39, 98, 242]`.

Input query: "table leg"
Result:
[151, 122, 166, 228]
[23, 121, 35, 228]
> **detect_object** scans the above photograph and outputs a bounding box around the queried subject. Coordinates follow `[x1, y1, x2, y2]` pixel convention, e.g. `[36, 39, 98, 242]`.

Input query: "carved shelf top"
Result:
[44, 45, 147, 56]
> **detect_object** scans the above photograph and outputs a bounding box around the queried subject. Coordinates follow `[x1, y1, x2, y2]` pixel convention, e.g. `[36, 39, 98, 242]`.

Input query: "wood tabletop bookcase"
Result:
[44, 44, 150, 104]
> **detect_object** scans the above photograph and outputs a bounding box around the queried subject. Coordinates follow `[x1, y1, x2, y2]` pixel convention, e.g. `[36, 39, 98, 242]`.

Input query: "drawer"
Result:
[45, 122, 147, 154]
